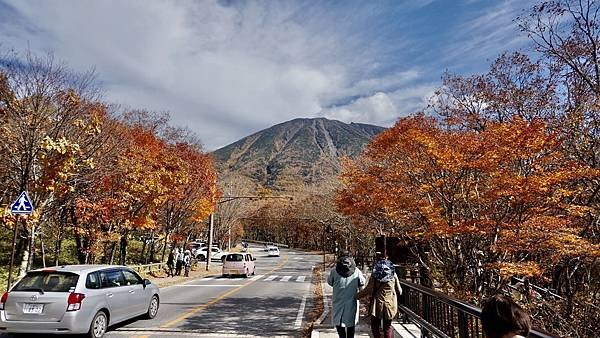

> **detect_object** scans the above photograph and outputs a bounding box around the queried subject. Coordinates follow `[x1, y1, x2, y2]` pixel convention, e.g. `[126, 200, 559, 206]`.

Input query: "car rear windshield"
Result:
[226, 254, 244, 262]
[269, 248, 278, 251]
[13, 271, 79, 293]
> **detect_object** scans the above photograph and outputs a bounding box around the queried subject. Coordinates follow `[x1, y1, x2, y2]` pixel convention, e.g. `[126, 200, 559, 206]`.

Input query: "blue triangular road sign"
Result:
[10, 191, 34, 214]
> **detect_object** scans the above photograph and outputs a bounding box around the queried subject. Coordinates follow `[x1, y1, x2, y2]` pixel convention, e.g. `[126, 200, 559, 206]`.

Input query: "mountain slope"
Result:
[213, 117, 384, 190]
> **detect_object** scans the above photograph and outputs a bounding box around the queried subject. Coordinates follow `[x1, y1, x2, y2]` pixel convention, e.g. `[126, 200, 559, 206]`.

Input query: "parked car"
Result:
[222, 253, 256, 277]
[0, 265, 160, 338]
[263, 242, 275, 251]
[195, 247, 227, 262]
[267, 246, 280, 257]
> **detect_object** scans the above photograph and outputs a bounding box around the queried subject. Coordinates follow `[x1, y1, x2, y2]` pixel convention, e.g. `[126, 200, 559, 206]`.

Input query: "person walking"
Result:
[183, 250, 192, 277]
[175, 248, 184, 276]
[481, 295, 531, 338]
[357, 254, 402, 338]
[327, 251, 365, 338]
[166, 250, 175, 277]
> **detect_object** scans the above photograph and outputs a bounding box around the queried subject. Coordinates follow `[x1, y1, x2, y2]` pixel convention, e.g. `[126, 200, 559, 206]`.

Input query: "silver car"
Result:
[0, 265, 160, 338]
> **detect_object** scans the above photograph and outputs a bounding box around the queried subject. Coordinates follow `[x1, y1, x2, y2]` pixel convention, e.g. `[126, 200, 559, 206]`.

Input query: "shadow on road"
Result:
[174, 295, 303, 336]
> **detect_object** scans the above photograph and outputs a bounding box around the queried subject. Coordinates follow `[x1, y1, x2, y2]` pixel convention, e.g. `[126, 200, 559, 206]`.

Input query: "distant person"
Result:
[481, 295, 531, 338]
[166, 250, 175, 277]
[357, 253, 402, 338]
[183, 250, 192, 277]
[327, 251, 365, 338]
[175, 248, 184, 276]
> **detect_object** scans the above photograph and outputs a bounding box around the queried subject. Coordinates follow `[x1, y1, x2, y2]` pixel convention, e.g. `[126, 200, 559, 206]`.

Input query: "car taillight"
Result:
[66, 293, 85, 311]
[0, 292, 8, 310]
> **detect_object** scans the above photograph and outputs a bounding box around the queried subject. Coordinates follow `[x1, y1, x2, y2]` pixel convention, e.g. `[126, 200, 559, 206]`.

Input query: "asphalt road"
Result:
[104, 246, 321, 338]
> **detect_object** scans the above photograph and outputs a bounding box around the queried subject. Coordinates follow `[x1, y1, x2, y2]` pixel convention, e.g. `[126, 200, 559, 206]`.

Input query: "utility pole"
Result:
[206, 214, 214, 271]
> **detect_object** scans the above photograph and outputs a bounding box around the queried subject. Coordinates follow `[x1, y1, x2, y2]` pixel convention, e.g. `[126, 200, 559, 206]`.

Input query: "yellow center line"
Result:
[136, 253, 289, 338]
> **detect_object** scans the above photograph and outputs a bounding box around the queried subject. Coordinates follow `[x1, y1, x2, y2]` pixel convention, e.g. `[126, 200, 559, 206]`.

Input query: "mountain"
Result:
[212, 117, 385, 190]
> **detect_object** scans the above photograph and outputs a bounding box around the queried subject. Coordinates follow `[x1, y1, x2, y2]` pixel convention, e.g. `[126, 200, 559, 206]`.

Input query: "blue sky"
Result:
[0, 0, 535, 149]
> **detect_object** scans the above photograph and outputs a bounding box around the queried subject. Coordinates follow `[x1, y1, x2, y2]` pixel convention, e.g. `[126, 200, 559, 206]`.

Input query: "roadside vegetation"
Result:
[243, 1, 600, 336]
[337, 2, 600, 336]
[0, 51, 219, 289]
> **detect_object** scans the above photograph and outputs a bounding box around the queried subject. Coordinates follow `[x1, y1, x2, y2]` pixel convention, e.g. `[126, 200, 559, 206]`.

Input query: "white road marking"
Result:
[201, 277, 215, 281]
[294, 294, 308, 329]
[250, 274, 264, 281]
[264, 275, 278, 281]
[296, 276, 306, 282]
[171, 284, 243, 287]
[281, 276, 292, 282]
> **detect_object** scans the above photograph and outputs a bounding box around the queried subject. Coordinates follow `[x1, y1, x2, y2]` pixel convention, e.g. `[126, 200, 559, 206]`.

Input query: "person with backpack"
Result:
[175, 247, 184, 276]
[356, 253, 402, 338]
[166, 250, 175, 277]
[183, 250, 192, 277]
[327, 251, 365, 338]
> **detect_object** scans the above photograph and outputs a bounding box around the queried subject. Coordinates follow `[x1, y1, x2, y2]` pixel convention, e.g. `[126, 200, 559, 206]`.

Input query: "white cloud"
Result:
[0, 0, 534, 149]
[323, 84, 436, 126]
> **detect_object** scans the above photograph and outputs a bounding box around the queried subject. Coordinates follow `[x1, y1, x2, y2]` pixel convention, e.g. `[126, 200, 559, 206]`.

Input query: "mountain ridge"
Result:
[213, 117, 384, 190]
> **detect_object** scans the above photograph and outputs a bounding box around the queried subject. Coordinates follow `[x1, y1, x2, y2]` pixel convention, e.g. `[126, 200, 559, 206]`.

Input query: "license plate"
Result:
[230, 270, 239, 275]
[23, 303, 44, 314]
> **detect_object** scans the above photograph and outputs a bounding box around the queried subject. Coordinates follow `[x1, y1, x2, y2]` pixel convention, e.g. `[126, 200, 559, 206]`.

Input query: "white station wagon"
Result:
[0, 265, 160, 338]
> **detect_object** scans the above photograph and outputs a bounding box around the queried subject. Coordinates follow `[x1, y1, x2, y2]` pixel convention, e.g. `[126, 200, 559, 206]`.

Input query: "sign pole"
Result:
[206, 214, 214, 271]
[7, 191, 35, 290]
[7, 216, 23, 290]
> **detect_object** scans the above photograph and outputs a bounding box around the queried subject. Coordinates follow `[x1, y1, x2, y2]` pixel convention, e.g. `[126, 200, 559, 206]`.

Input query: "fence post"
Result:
[458, 311, 469, 338]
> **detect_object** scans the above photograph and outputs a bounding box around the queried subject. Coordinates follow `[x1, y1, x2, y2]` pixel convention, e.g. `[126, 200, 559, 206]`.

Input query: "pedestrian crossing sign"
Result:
[10, 191, 34, 215]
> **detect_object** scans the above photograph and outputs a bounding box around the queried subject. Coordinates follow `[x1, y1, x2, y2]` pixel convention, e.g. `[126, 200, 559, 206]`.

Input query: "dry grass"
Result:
[303, 264, 325, 338]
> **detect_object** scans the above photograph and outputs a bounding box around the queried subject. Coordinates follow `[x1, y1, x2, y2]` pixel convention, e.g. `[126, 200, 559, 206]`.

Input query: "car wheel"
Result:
[245, 269, 250, 278]
[198, 254, 206, 261]
[145, 295, 159, 319]
[88, 311, 108, 338]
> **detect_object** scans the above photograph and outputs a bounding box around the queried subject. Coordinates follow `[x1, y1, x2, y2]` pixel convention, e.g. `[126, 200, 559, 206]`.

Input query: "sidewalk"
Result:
[142, 262, 222, 288]
[310, 269, 421, 338]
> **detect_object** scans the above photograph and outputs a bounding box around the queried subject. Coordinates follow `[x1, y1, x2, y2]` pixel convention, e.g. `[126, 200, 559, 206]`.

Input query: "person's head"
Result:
[338, 250, 352, 258]
[481, 295, 531, 338]
[335, 253, 356, 277]
[375, 251, 385, 261]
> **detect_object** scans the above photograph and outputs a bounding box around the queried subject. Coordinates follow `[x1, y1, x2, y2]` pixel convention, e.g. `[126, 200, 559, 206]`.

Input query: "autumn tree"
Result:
[0, 51, 103, 276]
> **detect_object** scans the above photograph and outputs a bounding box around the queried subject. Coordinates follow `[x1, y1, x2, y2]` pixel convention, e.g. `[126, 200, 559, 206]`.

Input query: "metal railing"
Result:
[242, 239, 290, 248]
[397, 279, 559, 338]
[129, 262, 166, 274]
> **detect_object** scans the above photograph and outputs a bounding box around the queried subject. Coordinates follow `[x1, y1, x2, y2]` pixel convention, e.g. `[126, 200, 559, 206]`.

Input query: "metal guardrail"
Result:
[397, 279, 559, 338]
[243, 239, 290, 248]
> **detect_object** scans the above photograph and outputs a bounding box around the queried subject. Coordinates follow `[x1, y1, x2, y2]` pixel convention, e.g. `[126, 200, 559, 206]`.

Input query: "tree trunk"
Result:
[140, 237, 147, 264]
[25, 224, 36, 271]
[74, 233, 86, 264]
[53, 237, 62, 266]
[40, 233, 46, 268]
[109, 242, 117, 264]
[119, 232, 128, 265]
[160, 231, 170, 262]
[148, 231, 156, 263]
[19, 227, 33, 275]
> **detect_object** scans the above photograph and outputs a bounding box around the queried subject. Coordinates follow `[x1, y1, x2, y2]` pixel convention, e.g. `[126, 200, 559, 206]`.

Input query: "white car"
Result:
[195, 247, 227, 262]
[267, 247, 280, 257]
[0, 265, 160, 338]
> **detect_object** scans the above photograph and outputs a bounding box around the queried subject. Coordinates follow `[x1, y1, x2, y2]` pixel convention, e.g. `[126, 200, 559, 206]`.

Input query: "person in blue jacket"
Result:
[327, 251, 366, 338]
